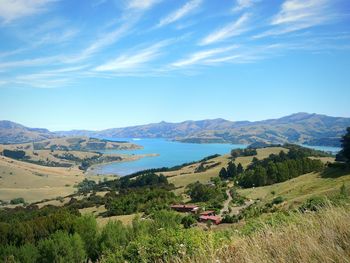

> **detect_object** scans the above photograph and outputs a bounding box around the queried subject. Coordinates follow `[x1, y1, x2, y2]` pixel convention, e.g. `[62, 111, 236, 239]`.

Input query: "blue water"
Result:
[93, 138, 247, 176]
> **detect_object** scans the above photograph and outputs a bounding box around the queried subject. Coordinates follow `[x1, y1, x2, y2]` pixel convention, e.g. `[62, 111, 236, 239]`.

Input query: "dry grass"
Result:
[170, 205, 350, 263]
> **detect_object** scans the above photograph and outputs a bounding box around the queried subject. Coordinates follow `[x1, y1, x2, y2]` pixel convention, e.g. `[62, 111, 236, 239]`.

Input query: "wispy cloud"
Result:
[199, 13, 250, 45]
[157, 0, 202, 27]
[232, 0, 259, 12]
[127, 0, 161, 10]
[254, 0, 334, 38]
[0, 0, 56, 23]
[171, 45, 239, 67]
[94, 41, 169, 72]
[63, 22, 133, 63]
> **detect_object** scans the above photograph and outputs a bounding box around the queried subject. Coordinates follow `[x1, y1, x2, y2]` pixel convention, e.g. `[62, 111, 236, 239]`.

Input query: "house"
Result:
[170, 204, 200, 213]
[200, 210, 215, 216]
[199, 215, 222, 225]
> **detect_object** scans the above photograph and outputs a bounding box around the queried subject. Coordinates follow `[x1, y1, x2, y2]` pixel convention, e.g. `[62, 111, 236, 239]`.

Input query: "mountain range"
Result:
[1, 113, 350, 146]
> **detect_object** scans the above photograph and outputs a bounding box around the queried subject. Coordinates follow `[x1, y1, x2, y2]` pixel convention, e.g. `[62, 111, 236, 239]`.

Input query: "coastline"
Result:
[86, 153, 159, 176]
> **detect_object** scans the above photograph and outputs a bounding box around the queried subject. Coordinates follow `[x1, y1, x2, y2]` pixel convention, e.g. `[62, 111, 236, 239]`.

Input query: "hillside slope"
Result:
[0, 121, 56, 144]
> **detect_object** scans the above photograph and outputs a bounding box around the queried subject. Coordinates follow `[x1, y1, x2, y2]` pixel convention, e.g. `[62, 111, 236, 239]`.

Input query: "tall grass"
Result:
[169, 204, 350, 263]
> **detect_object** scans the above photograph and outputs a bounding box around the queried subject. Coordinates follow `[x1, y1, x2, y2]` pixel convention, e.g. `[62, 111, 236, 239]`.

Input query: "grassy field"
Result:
[238, 170, 350, 206]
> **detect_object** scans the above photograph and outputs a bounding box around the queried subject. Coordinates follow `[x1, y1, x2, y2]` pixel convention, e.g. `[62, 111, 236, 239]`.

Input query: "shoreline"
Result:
[86, 153, 159, 176]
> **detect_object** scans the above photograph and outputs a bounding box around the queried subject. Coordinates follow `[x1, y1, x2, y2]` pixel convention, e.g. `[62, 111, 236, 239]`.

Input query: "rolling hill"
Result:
[0, 120, 56, 144]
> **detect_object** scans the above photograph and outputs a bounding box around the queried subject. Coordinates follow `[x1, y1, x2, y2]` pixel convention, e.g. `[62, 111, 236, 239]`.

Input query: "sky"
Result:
[0, 0, 349, 131]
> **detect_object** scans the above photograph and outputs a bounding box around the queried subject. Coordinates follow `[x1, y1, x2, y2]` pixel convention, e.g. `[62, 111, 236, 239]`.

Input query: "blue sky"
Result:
[0, 0, 349, 131]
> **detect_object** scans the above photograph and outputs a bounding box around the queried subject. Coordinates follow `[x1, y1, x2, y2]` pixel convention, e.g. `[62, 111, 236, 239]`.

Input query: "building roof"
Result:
[199, 215, 221, 221]
[171, 204, 199, 209]
[200, 210, 215, 215]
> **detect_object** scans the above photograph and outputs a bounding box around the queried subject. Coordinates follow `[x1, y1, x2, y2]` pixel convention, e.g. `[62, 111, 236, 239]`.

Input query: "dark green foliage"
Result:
[10, 198, 25, 205]
[37, 231, 86, 263]
[299, 196, 327, 212]
[336, 127, 350, 163]
[237, 163, 244, 174]
[271, 196, 284, 205]
[227, 162, 237, 178]
[230, 148, 257, 158]
[74, 215, 99, 261]
[181, 215, 197, 228]
[3, 149, 26, 159]
[237, 150, 324, 188]
[77, 179, 97, 193]
[105, 188, 179, 216]
[222, 214, 238, 224]
[186, 181, 224, 203]
[119, 173, 168, 189]
[219, 167, 227, 180]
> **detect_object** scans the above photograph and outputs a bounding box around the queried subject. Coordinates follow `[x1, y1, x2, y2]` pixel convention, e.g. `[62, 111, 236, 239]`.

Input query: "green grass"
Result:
[238, 170, 350, 206]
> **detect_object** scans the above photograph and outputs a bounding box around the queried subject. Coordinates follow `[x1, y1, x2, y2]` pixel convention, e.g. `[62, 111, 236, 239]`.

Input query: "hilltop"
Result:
[56, 113, 350, 146]
[0, 120, 56, 144]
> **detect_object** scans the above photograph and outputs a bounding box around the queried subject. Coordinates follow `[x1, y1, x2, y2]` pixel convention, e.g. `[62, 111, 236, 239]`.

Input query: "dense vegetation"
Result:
[237, 149, 324, 187]
[2, 149, 26, 159]
[336, 127, 350, 163]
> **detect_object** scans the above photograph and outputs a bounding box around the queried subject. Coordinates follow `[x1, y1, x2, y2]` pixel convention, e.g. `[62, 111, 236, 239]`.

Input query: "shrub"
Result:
[10, 198, 25, 205]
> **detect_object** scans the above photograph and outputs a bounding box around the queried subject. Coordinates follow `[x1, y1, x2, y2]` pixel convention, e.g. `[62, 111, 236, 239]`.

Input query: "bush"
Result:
[181, 215, 197, 228]
[3, 149, 26, 159]
[37, 231, 86, 263]
[299, 196, 327, 212]
[271, 196, 284, 205]
[10, 198, 25, 205]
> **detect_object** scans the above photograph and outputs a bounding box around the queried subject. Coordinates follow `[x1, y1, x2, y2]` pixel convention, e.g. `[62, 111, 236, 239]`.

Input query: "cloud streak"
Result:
[171, 45, 239, 67]
[254, 0, 334, 38]
[94, 41, 170, 72]
[157, 0, 202, 27]
[199, 13, 250, 45]
[0, 0, 56, 23]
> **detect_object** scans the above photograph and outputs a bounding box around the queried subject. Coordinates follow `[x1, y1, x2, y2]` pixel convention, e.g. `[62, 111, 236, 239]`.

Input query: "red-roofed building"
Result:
[170, 204, 199, 213]
[199, 215, 222, 225]
[200, 210, 215, 216]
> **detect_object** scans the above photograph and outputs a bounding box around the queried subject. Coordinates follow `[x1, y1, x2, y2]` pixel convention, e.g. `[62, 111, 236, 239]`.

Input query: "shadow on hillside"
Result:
[321, 164, 350, 178]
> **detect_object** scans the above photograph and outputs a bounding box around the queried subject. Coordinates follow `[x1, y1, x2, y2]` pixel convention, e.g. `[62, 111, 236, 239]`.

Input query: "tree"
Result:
[74, 215, 99, 261]
[237, 163, 244, 174]
[338, 127, 350, 163]
[37, 231, 86, 263]
[219, 167, 227, 180]
[227, 162, 237, 179]
[181, 215, 197, 229]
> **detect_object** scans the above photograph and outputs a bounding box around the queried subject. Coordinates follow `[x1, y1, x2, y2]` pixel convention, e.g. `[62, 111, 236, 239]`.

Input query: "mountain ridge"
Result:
[2, 113, 350, 146]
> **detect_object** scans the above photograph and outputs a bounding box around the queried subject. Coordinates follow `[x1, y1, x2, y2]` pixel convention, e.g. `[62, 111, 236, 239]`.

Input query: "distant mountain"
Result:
[0, 121, 56, 144]
[56, 113, 350, 147]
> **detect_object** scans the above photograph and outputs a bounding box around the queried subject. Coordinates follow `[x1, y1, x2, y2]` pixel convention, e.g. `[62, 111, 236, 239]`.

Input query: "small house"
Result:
[170, 204, 200, 213]
[200, 210, 215, 216]
[199, 215, 222, 225]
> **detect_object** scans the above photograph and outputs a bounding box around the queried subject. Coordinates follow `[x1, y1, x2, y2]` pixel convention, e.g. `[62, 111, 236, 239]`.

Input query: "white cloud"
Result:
[94, 41, 169, 72]
[171, 45, 239, 67]
[254, 0, 333, 38]
[0, 0, 55, 23]
[157, 0, 202, 27]
[232, 0, 258, 12]
[127, 0, 161, 10]
[199, 13, 250, 45]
